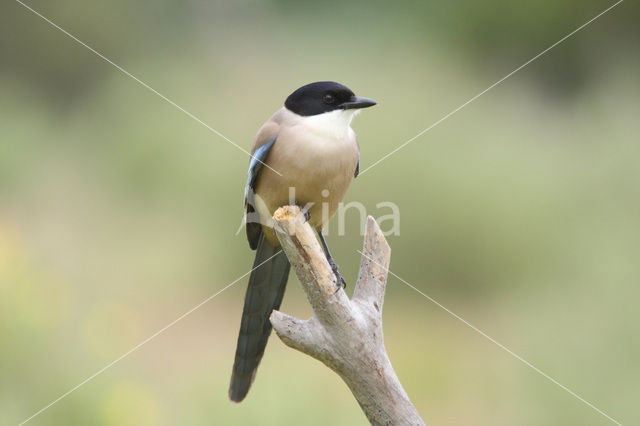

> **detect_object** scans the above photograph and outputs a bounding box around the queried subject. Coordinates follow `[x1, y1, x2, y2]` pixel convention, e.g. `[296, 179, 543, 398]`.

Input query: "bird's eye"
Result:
[322, 93, 336, 104]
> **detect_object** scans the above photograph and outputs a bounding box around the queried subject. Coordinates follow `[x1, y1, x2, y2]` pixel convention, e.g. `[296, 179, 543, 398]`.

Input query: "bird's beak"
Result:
[340, 96, 377, 110]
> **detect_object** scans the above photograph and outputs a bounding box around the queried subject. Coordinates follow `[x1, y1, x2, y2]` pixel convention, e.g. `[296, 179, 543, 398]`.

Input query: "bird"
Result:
[229, 81, 377, 402]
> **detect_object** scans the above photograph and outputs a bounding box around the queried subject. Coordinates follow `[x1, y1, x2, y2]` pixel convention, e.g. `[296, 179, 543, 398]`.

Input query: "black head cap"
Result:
[284, 81, 376, 116]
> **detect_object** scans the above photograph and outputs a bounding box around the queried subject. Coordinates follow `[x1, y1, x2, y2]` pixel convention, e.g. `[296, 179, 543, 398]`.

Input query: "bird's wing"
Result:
[354, 136, 360, 178]
[354, 152, 360, 178]
[245, 134, 277, 250]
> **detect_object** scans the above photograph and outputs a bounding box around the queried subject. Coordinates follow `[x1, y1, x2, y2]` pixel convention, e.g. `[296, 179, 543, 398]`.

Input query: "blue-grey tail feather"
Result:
[229, 234, 290, 402]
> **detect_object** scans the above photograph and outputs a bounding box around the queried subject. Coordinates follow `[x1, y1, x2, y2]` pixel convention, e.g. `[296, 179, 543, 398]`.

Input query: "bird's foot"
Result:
[292, 200, 311, 222]
[328, 258, 347, 291]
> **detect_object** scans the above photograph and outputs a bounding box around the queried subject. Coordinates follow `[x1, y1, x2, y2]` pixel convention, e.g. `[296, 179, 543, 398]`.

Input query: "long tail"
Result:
[229, 234, 290, 402]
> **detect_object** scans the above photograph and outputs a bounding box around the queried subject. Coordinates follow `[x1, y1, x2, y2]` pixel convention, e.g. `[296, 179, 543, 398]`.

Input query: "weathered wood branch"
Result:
[269, 206, 424, 426]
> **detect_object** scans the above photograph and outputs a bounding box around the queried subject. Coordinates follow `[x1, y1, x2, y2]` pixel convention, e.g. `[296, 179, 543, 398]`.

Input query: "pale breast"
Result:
[254, 109, 359, 230]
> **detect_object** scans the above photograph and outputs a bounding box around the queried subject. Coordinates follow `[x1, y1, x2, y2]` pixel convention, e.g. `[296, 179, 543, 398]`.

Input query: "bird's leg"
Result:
[318, 231, 346, 290]
[289, 200, 343, 289]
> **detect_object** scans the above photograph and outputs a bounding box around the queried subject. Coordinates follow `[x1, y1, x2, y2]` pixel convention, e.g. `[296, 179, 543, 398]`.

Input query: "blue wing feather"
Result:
[244, 137, 277, 207]
[244, 136, 277, 249]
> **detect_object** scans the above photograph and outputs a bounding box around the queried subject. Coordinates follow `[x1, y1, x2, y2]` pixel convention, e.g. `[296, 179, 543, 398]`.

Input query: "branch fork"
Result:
[269, 206, 424, 426]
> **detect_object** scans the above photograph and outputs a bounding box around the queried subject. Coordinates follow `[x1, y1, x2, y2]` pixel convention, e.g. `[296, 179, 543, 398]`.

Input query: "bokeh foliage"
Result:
[1, 0, 639, 425]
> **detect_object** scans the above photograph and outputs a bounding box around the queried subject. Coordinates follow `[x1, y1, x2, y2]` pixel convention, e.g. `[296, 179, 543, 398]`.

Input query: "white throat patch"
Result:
[299, 109, 360, 140]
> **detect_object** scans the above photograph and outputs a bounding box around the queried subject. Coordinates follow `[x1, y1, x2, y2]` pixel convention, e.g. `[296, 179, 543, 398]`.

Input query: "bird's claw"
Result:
[335, 272, 346, 291]
[329, 260, 346, 292]
[292, 201, 311, 222]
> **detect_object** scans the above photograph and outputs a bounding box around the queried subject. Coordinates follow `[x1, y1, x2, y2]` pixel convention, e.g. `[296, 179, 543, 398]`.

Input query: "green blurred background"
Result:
[1, 0, 639, 424]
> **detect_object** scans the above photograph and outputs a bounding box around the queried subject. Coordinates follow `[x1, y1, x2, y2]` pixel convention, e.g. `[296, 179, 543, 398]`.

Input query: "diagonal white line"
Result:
[18, 250, 283, 425]
[13, 0, 283, 177]
[357, 250, 622, 425]
[358, 0, 624, 176]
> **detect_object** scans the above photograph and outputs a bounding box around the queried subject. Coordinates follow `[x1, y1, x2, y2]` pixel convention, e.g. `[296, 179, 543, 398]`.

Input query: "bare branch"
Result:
[272, 206, 352, 326]
[268, 311, 317, 355]
[270, 206, 424, 426]
[353, 216, 391, 313]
